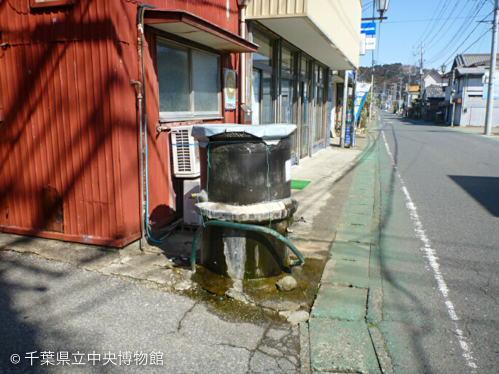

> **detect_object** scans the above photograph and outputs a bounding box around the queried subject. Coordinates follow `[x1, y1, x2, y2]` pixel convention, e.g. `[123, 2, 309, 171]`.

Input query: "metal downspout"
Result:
[239, 3, 247, 110]
[136, 4, 161, 245]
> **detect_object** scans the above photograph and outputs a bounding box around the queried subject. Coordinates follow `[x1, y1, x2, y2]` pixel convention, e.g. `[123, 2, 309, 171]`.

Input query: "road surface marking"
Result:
[381, 128, 477, 371]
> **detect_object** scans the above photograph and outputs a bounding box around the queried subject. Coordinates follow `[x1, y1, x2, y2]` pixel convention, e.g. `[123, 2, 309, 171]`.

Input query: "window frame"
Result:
[30, 0, 73, 9]
[157, 37, 222, 122]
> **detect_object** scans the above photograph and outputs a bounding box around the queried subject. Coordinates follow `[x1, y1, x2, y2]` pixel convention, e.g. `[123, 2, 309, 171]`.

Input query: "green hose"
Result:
[190, 220, 305, 272]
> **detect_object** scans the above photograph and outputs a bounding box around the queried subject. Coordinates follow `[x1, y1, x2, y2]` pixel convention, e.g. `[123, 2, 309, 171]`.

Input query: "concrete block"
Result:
[309, 319, 381, 374]
[343, 203, 373, 215]
[321, 258, 369, 289]
[335, 224, 372, 244]
[329, 241, 370, 264]
[341, 213, 373, 226]
[311, 284, 367, 320]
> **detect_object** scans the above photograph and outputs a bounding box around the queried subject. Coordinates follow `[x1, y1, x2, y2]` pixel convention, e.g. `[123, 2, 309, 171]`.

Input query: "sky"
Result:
[359, 0, 496, 72]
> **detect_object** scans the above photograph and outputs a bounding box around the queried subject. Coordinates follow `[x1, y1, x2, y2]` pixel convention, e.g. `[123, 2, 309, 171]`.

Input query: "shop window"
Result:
[280, 45, 297, 124]
[157, 39, 220, 120]
[251, 30, 275, 124]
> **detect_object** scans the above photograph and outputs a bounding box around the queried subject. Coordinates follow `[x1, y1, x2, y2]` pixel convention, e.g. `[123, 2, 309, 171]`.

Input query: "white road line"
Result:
[381, 128, 477, 371]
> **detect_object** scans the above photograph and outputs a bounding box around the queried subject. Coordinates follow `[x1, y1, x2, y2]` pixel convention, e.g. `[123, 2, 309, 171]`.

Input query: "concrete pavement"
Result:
[0, 127, 380, 373]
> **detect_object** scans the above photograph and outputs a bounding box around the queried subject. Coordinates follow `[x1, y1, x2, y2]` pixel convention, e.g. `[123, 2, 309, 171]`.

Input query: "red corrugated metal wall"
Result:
[0, 0, 241, 246]
[0, 0, 141, 245]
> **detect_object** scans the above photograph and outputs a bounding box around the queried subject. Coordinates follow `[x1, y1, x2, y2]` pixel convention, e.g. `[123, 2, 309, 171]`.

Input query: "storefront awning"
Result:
[144, 10, 259, 54]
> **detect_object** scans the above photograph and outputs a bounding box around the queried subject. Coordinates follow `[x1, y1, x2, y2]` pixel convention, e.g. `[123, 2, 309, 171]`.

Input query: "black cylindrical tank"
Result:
[200, 134, 291, 205]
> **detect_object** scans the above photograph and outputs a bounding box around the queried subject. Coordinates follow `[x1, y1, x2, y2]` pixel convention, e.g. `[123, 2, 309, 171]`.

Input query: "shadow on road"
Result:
[448, 175, 499, 217]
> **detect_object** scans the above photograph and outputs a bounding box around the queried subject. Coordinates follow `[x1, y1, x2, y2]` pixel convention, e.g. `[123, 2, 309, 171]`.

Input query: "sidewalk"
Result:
[303, 122, 392, 373]
[0, 130, 374, 373]
[445, 124, 499, 138]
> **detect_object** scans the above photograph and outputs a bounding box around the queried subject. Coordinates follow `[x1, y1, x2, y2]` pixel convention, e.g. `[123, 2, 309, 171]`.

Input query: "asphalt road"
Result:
[0, 250, 300, 374]
[376, 111, 499, 373]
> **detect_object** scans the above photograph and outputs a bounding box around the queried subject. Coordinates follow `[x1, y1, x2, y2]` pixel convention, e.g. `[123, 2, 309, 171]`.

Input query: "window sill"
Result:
[159, 116, 223, 123]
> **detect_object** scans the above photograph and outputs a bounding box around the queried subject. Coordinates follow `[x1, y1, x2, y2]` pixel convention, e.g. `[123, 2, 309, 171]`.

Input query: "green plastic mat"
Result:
[291, 179, 311, 190]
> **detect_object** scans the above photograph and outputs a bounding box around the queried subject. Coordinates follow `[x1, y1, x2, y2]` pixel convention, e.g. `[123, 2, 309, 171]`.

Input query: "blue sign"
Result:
[361, 22, 376, 35]
[354, 83, 371, 123]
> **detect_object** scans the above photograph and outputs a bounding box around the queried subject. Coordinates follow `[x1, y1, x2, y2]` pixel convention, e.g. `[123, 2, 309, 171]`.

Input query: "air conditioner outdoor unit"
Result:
[171, 126, 201, 178]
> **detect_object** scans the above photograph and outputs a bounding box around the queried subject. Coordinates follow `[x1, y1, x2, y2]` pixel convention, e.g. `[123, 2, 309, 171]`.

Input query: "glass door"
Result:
[300, 81, 309, 158]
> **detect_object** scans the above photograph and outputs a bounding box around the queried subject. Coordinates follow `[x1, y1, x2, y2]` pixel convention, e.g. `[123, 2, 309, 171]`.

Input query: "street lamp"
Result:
[376, 0, 390, 19]
[362, 0, 390, 22]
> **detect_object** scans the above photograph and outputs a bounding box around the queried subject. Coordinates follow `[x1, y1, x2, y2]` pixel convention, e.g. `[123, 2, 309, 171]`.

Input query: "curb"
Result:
[304, 116, 394, 374]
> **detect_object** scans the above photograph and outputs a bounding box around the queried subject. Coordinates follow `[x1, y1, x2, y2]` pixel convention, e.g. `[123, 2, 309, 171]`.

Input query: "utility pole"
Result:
[369, 2, 375, 122]
[383, 82, 386, 107]
[419, 41, 424, 120]
[450, 68, 456, 127]
[485, 0, 499, 136]
[399, 77, 404, 103]
[407, 67, 411, 114]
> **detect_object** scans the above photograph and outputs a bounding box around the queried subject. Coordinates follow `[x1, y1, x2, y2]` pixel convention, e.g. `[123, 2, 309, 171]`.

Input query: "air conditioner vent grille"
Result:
[171, 126, 201, 178]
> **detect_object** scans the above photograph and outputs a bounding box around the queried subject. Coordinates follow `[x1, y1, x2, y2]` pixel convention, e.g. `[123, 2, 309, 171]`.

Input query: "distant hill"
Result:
[359, 63, 426, 100]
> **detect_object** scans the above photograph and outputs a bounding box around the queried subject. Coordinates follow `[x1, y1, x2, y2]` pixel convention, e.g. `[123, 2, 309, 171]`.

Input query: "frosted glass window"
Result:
[157, 38, 220, 119]
[192, 50, 219, 112]
[157, 42, 190, 112]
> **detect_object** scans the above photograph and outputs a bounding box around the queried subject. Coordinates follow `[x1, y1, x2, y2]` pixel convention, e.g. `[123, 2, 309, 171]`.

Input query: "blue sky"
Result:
[359, 0, 496, 71]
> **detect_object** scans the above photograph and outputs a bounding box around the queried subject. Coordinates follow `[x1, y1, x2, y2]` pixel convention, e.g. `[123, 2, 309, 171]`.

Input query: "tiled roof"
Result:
[425, 85, 444, 98]
[454, 54, 499, 68]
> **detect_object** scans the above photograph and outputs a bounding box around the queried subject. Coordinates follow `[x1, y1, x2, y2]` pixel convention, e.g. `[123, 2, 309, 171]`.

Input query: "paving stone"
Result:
[321, 258, 369, 289]
[335, 224, 372, 244]
[343, 203, 374, 215]
[309, 319, 381, 374]
[329, 241, 371, 264]
[312, 284, 367, 320]
[347, 195, 375, 206]
[341, 213, 373, 226]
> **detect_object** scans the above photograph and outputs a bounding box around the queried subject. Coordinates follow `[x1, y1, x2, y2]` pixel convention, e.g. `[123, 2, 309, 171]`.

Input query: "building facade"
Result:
[246, 0, 361, 162]
[0, 0, 361, 247]
[444, 54, 499, 127]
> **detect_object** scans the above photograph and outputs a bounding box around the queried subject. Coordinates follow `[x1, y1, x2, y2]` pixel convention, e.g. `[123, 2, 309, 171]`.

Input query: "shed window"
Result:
[30, 0, 72, 8]
[157, 39, 220, 120]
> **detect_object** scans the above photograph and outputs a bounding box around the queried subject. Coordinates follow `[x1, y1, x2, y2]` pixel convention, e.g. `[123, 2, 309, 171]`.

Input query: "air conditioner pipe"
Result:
[190, 220, 305, 273]
[238, 0, 249, 120]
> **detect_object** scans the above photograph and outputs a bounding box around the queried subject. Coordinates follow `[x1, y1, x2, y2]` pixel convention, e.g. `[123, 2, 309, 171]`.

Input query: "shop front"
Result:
[245, 0, 361, 164]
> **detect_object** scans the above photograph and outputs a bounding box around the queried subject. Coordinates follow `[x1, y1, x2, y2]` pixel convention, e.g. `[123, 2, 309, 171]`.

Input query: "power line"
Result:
[442, 29, 491, 67]
[384, 15, 492, 24]
[427, 8, 493, 64]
